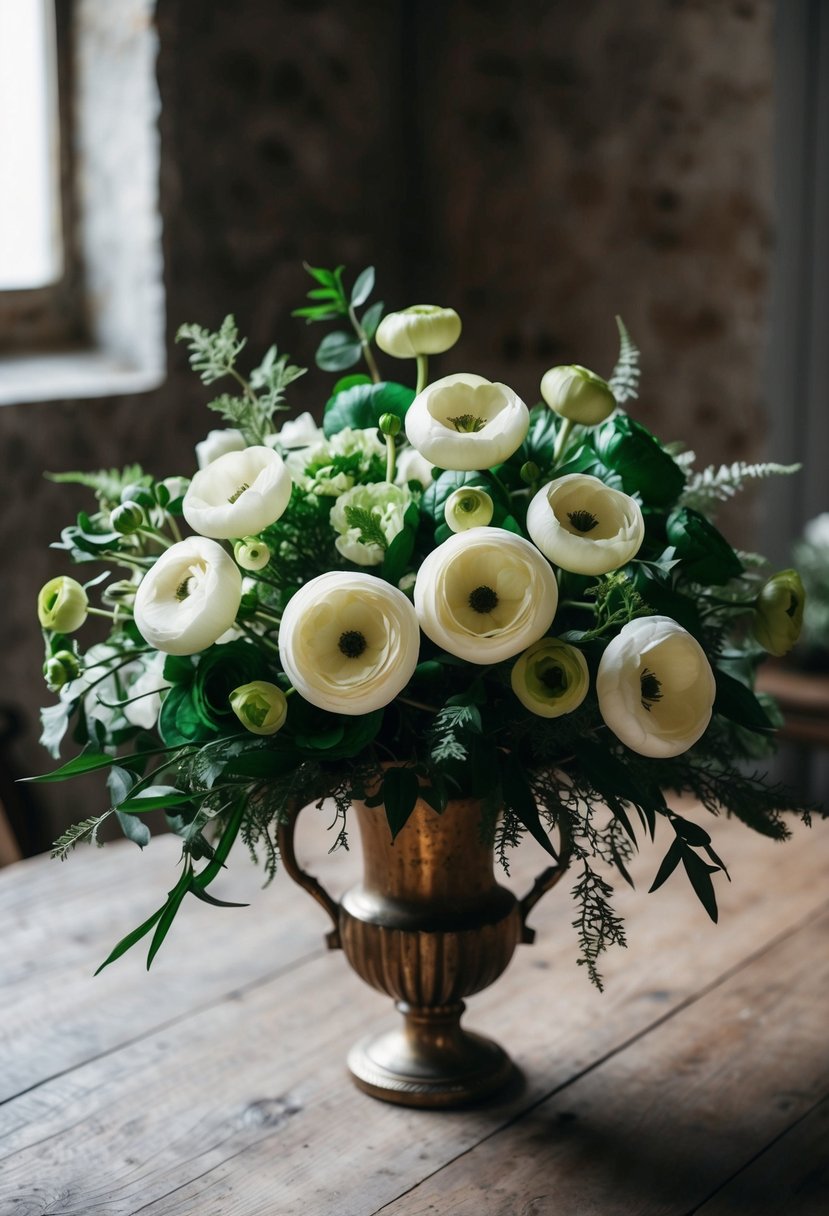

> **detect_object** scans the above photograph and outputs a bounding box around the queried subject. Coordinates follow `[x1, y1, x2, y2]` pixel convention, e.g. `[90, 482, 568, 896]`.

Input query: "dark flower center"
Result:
[175, 577, 192, 601]
[338, 630, 367, 659]
[540, 664, 565, 692]
[786, 593, 799, 618]
[640, 668, 663, 711]
[469, 585, 498, 614]
[567, 509, 599, 533]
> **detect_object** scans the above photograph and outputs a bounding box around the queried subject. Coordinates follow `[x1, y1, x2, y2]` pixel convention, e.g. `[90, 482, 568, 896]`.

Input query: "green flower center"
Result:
[640, 668, 663, 711]
[175, 577, 193, 601]
[469, 585, 498, 614]
[338, 630, 367, 659]
[567, 509, 599, 533]
[447, 413, 486, 433]
[228, 482, 250, 504]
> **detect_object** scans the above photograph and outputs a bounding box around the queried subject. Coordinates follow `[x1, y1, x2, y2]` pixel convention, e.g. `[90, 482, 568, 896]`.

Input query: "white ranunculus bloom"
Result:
[275, 411, 324, 450]
[279, 572, 420, 715]
[376, 305, 462, 358]
[195, 428, 246, 469]
[527, 473, 644, 575]
[123, 652, 170, 730]
[134, 537, 243, 656]
[414, 528, 558, 664]
[395, 445, 435, 490]
[596, 615, 716, 758]
[405, 373, 530, 471]
[183, 446, 293, 539]
[330, 482, 412, 567]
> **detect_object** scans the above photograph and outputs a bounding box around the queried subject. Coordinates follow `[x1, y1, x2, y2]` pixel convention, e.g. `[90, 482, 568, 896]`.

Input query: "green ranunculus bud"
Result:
[101, 578, 138, 607]
[666, 507, 743, 585]
[511, 637, 590, 718]
[43, 649, 81, 691]
[229, 680, 288, 736]
[444, 486, 494, 533]
[378, 412, 402, 438]
[520, 461, 541, 485]
[111, 501, 145, 535]
[376, 305, 462, 359]
[753, 569, 805, 657]
[540, 365, 616, 426]
[593, 415, 686, 507]
[37, 576, 88, 633]
[234, 537, 271, 572]
[120, 482, 155, 509]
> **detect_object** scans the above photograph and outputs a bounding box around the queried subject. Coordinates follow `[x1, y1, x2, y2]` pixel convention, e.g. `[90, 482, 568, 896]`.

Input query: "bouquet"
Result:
[33, 263, 813, 988]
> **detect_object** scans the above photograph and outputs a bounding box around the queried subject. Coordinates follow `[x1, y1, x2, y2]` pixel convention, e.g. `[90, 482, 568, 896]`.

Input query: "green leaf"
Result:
[191, 887, 249, 909]
[316, 331, 362, 372]
[381, 767, 421, 839]
[649, 839, 683, 893]
[94, 904, 165, 974]
[501, 754, 557, 858]
[147, 874, 193, 969]
[116, 787, 197, 813]
[115, 811, 151, 849]
[331, 373, 372, 395]
[26, 743, 187, 783]
[681, 849, 719, 922]
[713, 669, 774, 733]
[380, 525, 416, 587]
[344, 506, 388, 551]
[361, 300, 384, 341]
[39, 700, 74, 759]
[351, 266, 375, 308]
[323, 380, 415, 436]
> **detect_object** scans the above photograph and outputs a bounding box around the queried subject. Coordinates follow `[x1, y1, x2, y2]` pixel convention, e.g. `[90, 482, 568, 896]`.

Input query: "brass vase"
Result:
[278, 792, 570, 1108]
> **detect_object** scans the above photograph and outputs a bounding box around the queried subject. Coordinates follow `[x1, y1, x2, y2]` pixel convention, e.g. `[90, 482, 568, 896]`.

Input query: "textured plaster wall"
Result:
[0, 0, 775, 848]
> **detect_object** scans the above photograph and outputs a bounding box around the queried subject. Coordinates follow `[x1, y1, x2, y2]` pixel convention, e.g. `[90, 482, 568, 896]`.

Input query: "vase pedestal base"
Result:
[346, 1001, 518, 1109]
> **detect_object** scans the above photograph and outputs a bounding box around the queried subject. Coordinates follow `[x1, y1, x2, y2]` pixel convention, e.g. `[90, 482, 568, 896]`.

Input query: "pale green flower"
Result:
[541, 365, 616, 426]
[753, 569, 805, 657]
[511, 638, 589, 718]
[234, 536, 271, 572]
[444, 487, 494, 533]
[376, 305, 462, 359]
[330, 482, 412, 567]
[229, 681, 288, 736]
[38, 576, 88, 633]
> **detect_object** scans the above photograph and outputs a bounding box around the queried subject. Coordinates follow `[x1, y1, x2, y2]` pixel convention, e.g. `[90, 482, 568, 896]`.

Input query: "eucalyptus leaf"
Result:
[116, 811, 151, 849]
[381, 766, 421, 839]
[315, 331, 362, 372]
[351, 266, 375, 308]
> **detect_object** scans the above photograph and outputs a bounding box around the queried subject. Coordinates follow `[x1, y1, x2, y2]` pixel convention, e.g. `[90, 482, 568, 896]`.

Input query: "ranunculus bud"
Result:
[111, 501, 145, 535]
[444, 487, 494, 533]
[37, 576, 89, 633]
[234, 537, 271, 572]
[102, 578, 138, 608]
[753, 569, 805, 657]
[511, 637, 589, 718]
[520, 461, 541, 485]
[376, 305, 462, 359]
[229, 680, 288, 736]
[120, 482, 155, 509]
[540, 365, 616, 426]
[378, 412, 402, 438]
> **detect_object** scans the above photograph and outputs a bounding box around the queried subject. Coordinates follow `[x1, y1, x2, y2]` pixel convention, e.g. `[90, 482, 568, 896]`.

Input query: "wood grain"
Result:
[0, 814, 826, 1215]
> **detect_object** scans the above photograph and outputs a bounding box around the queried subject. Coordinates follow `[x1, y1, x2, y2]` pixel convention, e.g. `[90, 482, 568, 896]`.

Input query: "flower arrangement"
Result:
[34, 263, 813, 987]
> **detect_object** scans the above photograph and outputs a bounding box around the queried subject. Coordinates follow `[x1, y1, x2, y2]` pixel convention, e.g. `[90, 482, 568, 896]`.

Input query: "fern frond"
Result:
[608, 316, 640, 404]
[46, 466, 149, 508]
[681, 461, 801, 515]
[343, 507, 388, 551]
[51, 813, 112, 860]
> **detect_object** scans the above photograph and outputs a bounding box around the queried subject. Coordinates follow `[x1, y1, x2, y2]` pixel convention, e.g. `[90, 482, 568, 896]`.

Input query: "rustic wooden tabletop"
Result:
[1, 800, 827, 1215]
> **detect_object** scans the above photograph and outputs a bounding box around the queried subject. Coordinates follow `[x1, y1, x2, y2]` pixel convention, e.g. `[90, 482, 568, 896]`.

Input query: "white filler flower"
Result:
[527, 473, 644, 575]
[405, 373, 529, 471]
[134, 537, 243, 656]
[195, 428, 246, 469]
[414, 528, 558, 663]
[596, 615, 716, 758]
[330, 482, 412, 567]
[183, 446, 293, 539]
[279, 571, 420, 715]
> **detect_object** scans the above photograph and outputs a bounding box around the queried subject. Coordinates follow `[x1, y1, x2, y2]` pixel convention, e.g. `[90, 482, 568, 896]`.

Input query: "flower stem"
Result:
[415, 354, 428, 396]
[86, 606, 118, 620]
[552, 418, 574, 466]
[348, 304, 381, 384]
[385, 434, 396, 482]
[138, 528, 173, 550]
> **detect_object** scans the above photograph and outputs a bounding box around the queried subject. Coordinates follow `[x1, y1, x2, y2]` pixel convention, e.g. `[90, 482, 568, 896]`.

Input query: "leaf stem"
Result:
[348, 304, 381, 384]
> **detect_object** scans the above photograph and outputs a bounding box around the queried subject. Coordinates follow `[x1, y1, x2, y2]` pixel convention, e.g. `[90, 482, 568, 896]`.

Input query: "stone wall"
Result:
[0, 0, 776, 849]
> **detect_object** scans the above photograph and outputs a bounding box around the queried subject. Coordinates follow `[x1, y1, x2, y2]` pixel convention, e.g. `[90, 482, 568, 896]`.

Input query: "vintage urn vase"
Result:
[279, 792, 570, 1108]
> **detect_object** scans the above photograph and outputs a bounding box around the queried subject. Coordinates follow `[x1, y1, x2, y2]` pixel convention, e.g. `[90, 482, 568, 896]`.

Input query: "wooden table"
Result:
[1, 802, 828, 1214]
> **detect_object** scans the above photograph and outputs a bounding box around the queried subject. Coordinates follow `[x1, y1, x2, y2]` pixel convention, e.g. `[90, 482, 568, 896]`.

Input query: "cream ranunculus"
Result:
[596, 615, 716, 758]
[540, 365, 616, 426]
[405, 373, 530, 471]
[195, 428, 246, 469]
[279, 572, 420, 715]
[37, 576, 88, 633]
[376, 305, 462, 358]
[329, 482, 412, 567]
[444, 486, 494, 533]
[527, 473, 644, 575]
[229, 680, 288, 736]
[274, 411, 324, 450]
[511, 637, 589, 718]
[414, 528, 558, 664]
[133, 536, 243, 656]
[183, 446, 293, 539]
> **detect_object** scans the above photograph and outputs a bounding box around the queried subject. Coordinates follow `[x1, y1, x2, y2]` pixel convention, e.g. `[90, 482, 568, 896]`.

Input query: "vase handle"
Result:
[519, 819, 573, 945]
[277, 800, 341, 950]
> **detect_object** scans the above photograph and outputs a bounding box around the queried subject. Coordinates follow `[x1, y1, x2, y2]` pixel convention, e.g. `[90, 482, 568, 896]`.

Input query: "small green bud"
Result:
[753, 569, 805, 657]
[444, 486, 494, 533]
[229, 680, 288, 736]
[37, 576, 88, 633]
[520, 461, 541, 485]
[378, 412, 402, 438]
[111, 501, 145, 534]
[120, 482, 155, 509]
[43, 649, 81, 691]
[234, 537, 271, 572]
[541, 365, 616, 426]
[511, 638, 590, 718]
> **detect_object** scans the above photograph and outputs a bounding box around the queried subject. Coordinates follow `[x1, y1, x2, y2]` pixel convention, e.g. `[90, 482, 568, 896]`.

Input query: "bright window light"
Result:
[0, 0, 62, 290]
